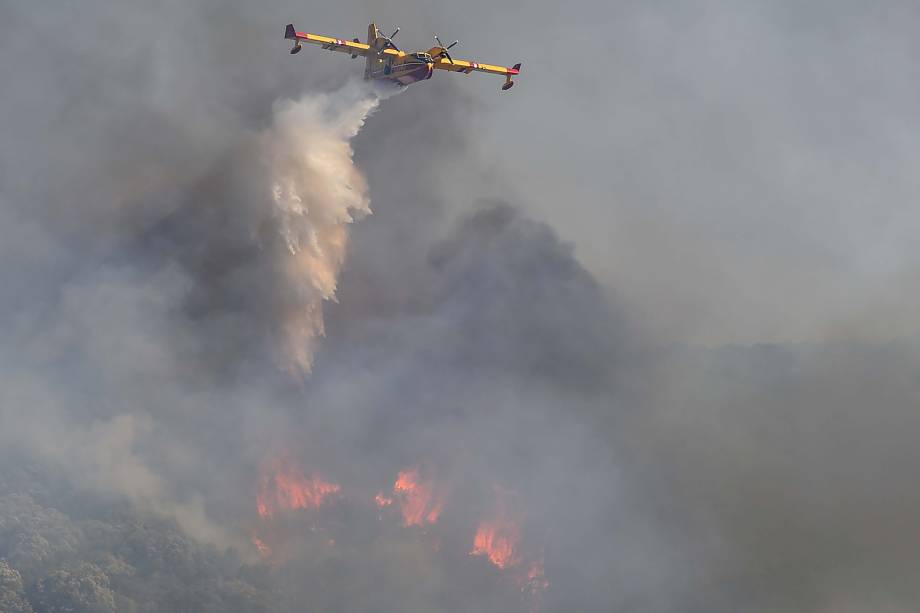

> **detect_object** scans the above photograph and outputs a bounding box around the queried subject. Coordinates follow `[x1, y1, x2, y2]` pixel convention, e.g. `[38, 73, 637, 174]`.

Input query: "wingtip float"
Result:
[284, 22, 522, 91]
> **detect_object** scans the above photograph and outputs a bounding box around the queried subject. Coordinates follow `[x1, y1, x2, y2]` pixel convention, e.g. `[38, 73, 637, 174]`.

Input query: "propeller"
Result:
[379, 26, 400, 51]
[433, 35, 459, 63]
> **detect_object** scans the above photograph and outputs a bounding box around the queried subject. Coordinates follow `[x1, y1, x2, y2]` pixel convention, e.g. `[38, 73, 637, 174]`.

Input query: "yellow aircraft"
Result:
[284, 22, 522, 91]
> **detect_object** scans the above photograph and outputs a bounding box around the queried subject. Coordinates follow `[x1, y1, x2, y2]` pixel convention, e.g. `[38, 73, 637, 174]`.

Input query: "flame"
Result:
[471, 518, 522, 569]
[471, 486, 526, 570]
[392, 467, 444, 526]
[251, 456, 549, 604]
[257, 456, 340, 519]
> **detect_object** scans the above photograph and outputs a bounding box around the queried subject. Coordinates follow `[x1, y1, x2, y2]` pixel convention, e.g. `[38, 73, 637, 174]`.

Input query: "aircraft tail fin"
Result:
[284, 23, 303, 54]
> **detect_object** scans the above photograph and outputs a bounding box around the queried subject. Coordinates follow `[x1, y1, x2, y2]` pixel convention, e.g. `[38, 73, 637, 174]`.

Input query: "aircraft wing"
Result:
[284, 24, 404, 58]
[432, 57, 521, 78]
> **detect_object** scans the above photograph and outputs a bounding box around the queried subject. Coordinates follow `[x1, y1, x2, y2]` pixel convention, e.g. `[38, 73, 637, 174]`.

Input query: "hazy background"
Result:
[2, 1, 920, 612]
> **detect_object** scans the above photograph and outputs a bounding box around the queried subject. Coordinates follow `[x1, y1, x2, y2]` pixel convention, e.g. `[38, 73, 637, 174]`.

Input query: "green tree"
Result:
[33, 563, 116, 613]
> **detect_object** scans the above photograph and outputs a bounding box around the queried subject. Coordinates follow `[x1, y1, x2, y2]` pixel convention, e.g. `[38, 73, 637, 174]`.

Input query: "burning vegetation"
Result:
[256, 455, 341, 519]
[250, 456, 548, 608]
[471, 518, 522, 569]
[391, 466, 445, 527]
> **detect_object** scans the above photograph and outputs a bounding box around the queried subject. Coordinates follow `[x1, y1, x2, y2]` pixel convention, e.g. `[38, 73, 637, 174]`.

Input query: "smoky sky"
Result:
[2, 1, 920, 612]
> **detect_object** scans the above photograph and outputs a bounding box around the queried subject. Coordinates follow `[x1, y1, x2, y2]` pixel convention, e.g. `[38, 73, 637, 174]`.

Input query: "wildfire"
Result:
[471, 518, 522, 569]
[257, 456, 340, 519]
[391, 467, 444, 526]
[471, 486, 529, 571]
[250, 456, 548, 608]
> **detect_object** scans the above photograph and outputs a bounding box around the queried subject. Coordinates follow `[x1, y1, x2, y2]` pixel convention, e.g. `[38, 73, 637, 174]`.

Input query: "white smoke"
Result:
[262, 80, 401, 374]
[0, 80, 404, 552]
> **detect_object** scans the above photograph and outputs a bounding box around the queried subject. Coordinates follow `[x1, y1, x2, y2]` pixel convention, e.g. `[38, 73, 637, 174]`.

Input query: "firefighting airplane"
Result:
[284, 22, 522, 91]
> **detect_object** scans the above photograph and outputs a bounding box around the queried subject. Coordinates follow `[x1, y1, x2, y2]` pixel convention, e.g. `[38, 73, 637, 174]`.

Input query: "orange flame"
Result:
[471, 519, 522, 569]
[250, 456, 548, 602]
[392, 467, 444, 526]
[257, 456, 340, 519]
[471, 486, 526, 570]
